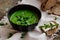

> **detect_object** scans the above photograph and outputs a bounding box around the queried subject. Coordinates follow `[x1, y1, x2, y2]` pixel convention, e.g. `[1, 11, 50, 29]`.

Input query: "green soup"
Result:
[10, 10, 39, 26]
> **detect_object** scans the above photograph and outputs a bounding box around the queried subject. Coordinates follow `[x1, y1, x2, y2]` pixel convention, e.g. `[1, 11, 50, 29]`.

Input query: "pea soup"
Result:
[10, 10, 39, 26]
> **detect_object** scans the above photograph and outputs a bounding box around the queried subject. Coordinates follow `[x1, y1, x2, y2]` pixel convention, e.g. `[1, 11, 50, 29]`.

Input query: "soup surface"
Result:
[10, 10, 39, 26]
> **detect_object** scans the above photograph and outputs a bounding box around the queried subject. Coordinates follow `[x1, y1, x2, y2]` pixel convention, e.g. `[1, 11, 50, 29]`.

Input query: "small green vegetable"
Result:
[21, 32, 26, 38]
[55, 17, 58, 20]
[8, 33, 13, 38]
[0, 23, 4, 26]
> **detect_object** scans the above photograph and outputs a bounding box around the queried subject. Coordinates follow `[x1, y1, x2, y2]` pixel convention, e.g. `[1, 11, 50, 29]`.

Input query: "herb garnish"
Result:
[44, 24, 49, 29]
[0, 23, 4, 26]
[50, 23, 54, 29]
[8, 33, 13, 38]
[21, 32, 27, 38]
[55, 23, 59, 28]
[39, 22, 59, 29]
[55, 17, 58, 20]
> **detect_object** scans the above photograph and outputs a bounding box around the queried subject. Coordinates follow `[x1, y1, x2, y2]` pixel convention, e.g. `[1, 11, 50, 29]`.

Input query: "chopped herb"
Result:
[39, 26, 44, 29]
[39, 22, 59, 30]
[18, 19, 21, 21]
[25, 17, 29, 20]
[55, 23, 59, 28]
[0, 23, 4, 26]
[44, 24, 49, 29]
[55, 17, 58, 20]
[50, 23, 54, 29]
[8, 33, 13, 38]
[16, 16, 20, 19]
[21, 32, 26, 38]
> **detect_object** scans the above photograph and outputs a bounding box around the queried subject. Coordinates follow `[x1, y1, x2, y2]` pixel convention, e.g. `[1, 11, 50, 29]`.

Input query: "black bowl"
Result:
[8, 4, 41, 32]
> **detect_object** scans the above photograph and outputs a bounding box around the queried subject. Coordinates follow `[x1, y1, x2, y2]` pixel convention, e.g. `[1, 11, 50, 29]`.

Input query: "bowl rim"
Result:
[7, 4, 41, 27]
